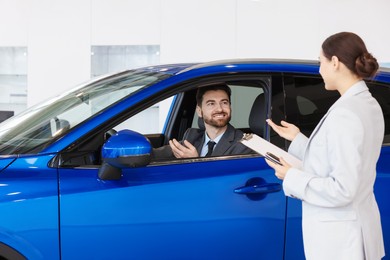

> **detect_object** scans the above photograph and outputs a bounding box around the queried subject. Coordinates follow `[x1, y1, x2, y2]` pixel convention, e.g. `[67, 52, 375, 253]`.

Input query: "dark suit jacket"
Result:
[152, 124, 253, 159]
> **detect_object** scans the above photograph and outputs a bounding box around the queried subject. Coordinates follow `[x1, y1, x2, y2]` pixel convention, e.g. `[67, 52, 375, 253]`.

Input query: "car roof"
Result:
[136, 59, 390, 82]
[137, 59, 319, 74]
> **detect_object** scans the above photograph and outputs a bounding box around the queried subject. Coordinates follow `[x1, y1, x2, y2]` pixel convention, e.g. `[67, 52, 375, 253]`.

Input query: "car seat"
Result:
[248, 93, 266, 137]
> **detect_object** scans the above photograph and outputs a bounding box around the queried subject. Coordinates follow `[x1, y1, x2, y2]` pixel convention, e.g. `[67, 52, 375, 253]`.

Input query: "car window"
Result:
[191, 84, 265, 131]
[284, 76, 390, 145]
[57, 77, 271, 168]
[284, 75, 339, 137]
[0, 70, 170, 155]
[367, 81, 390, 144]
[111, 79, 269, 161]
[114, 96, 174, 134]
[117, 79, 269, 139]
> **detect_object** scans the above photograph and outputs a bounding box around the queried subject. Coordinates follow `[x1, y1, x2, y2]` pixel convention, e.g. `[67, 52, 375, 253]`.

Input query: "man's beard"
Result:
[202, 112, 231, 128]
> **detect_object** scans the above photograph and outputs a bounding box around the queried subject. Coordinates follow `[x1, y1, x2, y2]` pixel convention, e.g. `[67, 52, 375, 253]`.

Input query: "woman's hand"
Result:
[266, 119, 300, 141]
[265, 156, 291, 180]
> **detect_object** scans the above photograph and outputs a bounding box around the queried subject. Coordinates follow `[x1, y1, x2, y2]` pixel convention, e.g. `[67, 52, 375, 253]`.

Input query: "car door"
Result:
[58, 156, 285, 259]
[57, 77, 288, 259]
[366, 81, 390, 258]
[282, 74, 390, 260]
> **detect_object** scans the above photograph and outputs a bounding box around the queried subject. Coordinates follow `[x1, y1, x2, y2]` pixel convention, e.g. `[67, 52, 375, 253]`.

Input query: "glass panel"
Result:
[286, 76, 390, 144]
[191, 83, 266, 130]
[380, 63, 390, 68]
[0, 70, 171, 155]
[114, 96, 174, 134]
[0, 47, 28, 119]
[285, 76, 339, 137]
[90, 45, 162, 131]
[91, 45, 160, 77]
[367, 82, 390, 144]
[230, 85, 265, 129]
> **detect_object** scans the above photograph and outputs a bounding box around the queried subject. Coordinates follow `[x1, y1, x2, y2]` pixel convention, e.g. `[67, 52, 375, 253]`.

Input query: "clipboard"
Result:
[241, 133, 302, 169]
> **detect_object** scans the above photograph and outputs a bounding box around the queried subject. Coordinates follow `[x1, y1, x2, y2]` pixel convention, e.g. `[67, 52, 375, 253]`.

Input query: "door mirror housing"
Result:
[98, 130, 152, 180]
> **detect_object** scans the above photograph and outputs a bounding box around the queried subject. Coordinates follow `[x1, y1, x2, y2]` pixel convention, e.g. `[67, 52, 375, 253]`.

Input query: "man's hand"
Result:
[169, 139, 199, 158]
[265, 156, 291, 180]
[266, 119, 300, 141]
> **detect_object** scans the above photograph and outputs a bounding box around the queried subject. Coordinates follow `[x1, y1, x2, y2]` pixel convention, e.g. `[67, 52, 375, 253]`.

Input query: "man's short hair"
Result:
[196, 83, 231, 106]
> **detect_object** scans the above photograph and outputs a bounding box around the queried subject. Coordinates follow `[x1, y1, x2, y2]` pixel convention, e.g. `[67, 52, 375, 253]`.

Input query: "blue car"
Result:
[0, 59, 389, 259]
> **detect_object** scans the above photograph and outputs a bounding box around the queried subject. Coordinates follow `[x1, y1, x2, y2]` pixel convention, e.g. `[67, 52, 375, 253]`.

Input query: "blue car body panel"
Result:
[0, 59, 389, 259]
[375, 146, 390, 256]
[0, 154, 59, 259]
[58, 157, 287, 259]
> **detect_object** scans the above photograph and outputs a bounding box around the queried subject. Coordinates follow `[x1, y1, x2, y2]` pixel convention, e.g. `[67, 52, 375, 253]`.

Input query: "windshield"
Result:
[0, 70, 170, 155]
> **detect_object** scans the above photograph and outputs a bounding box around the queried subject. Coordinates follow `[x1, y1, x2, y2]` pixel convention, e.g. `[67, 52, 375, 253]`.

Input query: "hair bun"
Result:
[355, 52, 379, 78]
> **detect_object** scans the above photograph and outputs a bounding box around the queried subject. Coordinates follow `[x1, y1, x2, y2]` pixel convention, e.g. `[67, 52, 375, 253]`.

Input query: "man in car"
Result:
[153, 83, 253, 159]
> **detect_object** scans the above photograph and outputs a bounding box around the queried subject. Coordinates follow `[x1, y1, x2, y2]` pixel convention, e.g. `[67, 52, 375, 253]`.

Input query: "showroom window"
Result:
[0, 47, 27, 121]
[381, 62, 390, 68]
[91, 45, 160, 77]
[91, 45, 166, 133]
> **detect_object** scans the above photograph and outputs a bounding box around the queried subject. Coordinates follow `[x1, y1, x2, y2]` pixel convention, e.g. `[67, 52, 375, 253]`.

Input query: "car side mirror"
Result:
[98, 129, 152, 180]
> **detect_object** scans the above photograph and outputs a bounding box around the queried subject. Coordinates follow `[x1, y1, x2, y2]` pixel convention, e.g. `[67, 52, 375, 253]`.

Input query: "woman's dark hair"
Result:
[322, 32, 379, 78]
[196, 84, 231, 106]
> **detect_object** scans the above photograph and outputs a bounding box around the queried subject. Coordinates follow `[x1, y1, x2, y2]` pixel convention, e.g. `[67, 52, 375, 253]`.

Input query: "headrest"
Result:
[249, 93, 266, 137]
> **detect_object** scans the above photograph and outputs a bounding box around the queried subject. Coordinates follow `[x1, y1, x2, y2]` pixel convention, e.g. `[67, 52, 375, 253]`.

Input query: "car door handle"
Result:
[234, 183, 281, 194]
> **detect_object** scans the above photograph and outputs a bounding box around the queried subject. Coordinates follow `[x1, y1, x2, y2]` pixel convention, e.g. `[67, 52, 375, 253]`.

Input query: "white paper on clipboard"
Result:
[241, 133, 303, 169]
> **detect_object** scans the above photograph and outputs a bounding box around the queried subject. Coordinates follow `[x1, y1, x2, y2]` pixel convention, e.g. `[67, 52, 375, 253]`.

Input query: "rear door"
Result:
[282, 74, 390, 259]
[367, 80, 390, 257]
[282, 74, 340, 260]
[58, 75, 288, 259]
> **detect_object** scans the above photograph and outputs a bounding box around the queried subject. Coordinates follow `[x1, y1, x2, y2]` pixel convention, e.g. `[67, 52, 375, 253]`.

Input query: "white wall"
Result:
[27, 0, 91, 106]
[0, 0, 389, 106]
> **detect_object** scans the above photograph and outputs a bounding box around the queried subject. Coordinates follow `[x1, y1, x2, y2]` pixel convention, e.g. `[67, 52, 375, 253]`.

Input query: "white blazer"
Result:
[284, 81, 385, 260]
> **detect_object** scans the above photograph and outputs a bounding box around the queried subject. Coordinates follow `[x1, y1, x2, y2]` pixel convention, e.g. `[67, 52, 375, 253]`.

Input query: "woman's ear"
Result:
[331, 55, 340, 69]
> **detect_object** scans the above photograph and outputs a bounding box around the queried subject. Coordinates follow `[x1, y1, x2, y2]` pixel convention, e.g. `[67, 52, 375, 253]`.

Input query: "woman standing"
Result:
[266, 32, 385, 260]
